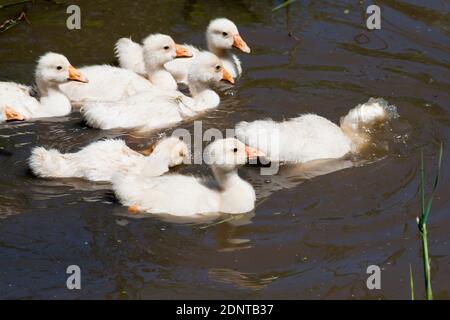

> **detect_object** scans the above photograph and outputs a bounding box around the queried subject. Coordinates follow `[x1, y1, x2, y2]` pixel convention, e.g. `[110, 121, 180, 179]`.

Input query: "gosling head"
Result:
[187, 51, 234, 89]
[204, 138, 263, 172]
[142, 34, 192, 68]
[152, 136, 190, 167]
[35, 52, 88, 85]
[206, 18, 250, 53]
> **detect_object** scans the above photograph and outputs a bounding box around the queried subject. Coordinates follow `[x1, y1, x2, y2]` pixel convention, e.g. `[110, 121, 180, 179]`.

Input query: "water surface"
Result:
[0, 0, 449, 299]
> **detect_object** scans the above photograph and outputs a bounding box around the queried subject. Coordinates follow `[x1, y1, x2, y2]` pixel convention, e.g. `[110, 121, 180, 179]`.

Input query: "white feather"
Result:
[118, 18, 248, 84]
[236, 98, 397, 163]
[1, 53, 82, 122]
[112, 138, 256, 217]
[29, 137, 189, 182]
[115, 38, 146, 76]
[59, 65, 153, 103]
[236, 114, 352, 163]
[82, 52, 224, 130]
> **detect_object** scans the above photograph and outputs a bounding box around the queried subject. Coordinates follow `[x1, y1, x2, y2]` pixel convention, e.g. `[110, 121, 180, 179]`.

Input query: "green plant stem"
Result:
[420, 224, 433, 300]
[409, 264, 415, 300]
[272, 0, 297, 12]
[420, 150, 425, 216]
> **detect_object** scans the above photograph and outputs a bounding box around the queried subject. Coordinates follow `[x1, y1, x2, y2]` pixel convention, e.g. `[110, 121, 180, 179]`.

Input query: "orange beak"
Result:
[245, 145, 264, 159]
[128, 205, 140, 214]
[68, 65, 88, 83]
[4, 106, 24, 121]
[175, 44, 193, 58]
[232, 34, 251, 53]
[221, 68, 235, 84]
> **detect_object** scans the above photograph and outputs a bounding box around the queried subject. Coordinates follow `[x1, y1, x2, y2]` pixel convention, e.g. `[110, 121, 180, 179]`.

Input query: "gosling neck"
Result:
[212, 166, 241, 191]
[212, 165, 256, 214]
[145, 57, 177, 91]
[35, 78, 72, 117]
[207, 44, 230, 59]
[187, 81, 220, 111]
[36, 77, 55, 97]
[149, 145, 172, 163]
[141, 146, 172, 176]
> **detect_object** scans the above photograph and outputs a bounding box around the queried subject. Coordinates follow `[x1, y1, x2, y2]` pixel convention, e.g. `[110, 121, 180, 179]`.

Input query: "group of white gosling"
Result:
[0, 18, 396, 218]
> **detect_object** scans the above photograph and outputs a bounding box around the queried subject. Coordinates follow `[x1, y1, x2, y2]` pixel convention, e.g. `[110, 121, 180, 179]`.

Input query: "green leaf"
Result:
[409, 264, 415, 300]
[272, 0, 297, 12]
[422, 142, 444, 226]
[419, 149, 425, 229]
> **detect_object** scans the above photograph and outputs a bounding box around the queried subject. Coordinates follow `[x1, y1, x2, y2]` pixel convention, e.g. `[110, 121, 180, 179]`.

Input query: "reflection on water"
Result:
[0, 0, 449, 299]
[209, 268, 279, 291]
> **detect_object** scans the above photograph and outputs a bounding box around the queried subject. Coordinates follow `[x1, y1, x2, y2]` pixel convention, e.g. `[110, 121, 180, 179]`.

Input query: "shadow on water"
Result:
[0, 0, 449, 299]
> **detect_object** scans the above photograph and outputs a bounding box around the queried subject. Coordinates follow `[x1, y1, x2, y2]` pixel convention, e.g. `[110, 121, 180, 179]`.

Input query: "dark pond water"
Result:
[0, 0, 449, 299]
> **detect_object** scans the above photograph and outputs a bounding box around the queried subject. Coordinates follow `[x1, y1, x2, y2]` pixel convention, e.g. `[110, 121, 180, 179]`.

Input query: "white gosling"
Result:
[235, 98, 398, 163]
[0, 53, 87, 123]
[112, 138, 262, 217]
[115, 34, 192, 88]
[117, 18, 250, 84]
[60, 34, 191, 104]
[82, 52, 234, 130]
[29, 136, 189, 182]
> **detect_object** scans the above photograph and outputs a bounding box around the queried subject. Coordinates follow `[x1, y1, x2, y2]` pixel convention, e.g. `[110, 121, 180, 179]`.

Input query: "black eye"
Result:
[222, 32, 228, 37]
[233, 147, 238, 153]
[215, 65, 221, 71]
[164, 46, 170, 50]
[56, 66, 62, 70]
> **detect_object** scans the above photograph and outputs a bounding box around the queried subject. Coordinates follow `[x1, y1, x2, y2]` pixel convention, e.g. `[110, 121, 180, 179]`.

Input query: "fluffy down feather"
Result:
[236, 98, 398, 163]
[29, 137, 188, 182]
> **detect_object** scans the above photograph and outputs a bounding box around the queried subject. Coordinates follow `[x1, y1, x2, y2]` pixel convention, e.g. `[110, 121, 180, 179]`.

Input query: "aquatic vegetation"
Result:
[412, 142, 443, 300]
[272, 0, 297, 12]
[0, 0, 33, 33]
[409, 264, 414, 300]
[0, 0, 449, 300]
[0, 11, 28, 33]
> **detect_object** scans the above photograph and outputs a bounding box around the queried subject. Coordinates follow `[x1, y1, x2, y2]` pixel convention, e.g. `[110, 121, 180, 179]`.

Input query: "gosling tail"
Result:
[340, 97, 398, 151]
[29, 147, 77, 178]
[114, 38, 146, 76]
